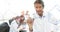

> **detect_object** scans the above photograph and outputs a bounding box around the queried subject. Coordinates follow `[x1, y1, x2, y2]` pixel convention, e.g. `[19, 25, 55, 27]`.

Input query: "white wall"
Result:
[0, 0, 60, 20]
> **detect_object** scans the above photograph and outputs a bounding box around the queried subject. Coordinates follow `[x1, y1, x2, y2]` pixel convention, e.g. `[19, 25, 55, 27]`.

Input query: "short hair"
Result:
[34, 0, 44, 8]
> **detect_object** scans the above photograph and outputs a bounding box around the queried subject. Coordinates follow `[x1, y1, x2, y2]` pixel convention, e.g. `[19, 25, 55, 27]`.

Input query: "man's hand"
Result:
[26, 17, 34, 32]
[18, 25, 24, 31]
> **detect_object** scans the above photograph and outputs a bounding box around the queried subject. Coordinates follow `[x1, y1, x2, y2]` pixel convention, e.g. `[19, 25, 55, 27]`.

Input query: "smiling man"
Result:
[32, 0, 57, 32]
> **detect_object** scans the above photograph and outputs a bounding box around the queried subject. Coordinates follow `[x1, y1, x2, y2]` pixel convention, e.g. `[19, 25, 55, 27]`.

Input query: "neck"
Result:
[39, 13, 43, 17]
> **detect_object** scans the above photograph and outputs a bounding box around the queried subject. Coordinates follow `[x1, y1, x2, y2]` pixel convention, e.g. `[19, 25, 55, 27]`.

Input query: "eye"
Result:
[39, 6, 41, 8]
[36, 7, 38, 8]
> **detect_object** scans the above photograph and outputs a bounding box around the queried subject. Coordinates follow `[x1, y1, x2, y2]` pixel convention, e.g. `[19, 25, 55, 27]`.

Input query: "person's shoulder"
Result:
[44, 12, 53, 18]
[31, 13, 39, 19]
[10, 20, 17, 25]
[46, 12, 58, 24]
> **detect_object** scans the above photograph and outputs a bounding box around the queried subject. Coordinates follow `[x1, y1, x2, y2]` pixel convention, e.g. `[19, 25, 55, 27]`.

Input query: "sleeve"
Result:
[9, 20, 19, 32]
[49, 16, 58, 32]
[26, 24, 29, 32]
[57, 20, 60, 32]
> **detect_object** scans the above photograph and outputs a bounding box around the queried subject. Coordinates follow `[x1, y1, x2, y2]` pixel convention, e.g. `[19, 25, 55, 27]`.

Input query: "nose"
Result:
[37, 8, 40, 10]
[36, 8, 41, 11]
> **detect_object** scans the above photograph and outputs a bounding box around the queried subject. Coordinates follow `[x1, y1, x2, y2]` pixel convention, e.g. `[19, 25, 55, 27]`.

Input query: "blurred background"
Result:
[0, 0, 60, 24]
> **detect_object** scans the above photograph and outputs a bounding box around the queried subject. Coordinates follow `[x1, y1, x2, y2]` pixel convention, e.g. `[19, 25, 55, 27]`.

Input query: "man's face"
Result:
[34, 3, 43, 16]
[16, 16, 25, 23]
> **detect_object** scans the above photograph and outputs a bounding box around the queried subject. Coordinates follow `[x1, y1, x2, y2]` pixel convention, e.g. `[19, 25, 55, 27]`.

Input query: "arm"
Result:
[27, 17, 34, 32]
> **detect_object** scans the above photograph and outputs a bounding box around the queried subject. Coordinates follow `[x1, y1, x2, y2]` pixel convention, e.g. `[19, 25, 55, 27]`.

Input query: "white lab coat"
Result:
[56, 20, 60, 32]
[9, 20, 29, 32]
[33, 12, 57, 32]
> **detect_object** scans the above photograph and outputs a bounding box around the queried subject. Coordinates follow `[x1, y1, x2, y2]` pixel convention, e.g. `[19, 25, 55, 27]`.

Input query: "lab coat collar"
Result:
[34, 12, 46, 18]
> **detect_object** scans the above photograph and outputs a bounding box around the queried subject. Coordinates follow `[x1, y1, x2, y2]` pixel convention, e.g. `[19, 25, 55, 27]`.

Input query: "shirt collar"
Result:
[33, 12, 46, 19]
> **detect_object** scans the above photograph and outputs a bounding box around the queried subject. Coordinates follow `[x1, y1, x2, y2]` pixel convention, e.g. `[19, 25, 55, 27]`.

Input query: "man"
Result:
[29, 0, 57, 32]
[9, 11, 29, 32]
